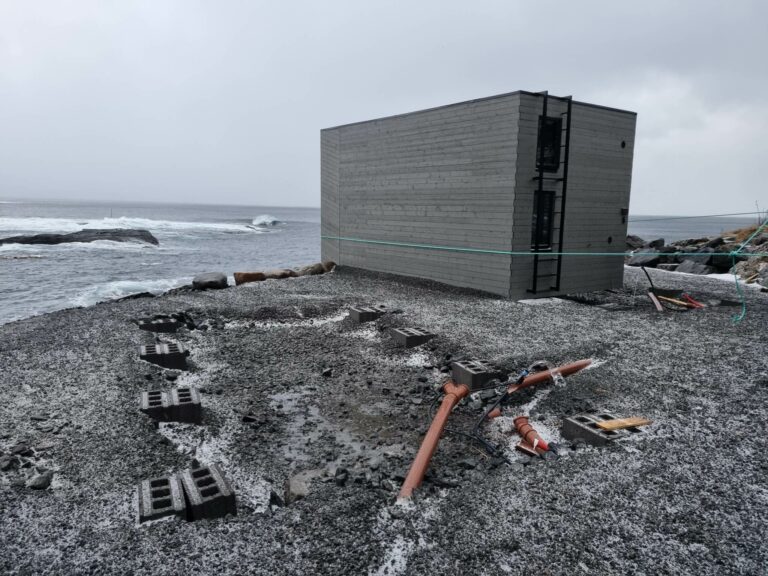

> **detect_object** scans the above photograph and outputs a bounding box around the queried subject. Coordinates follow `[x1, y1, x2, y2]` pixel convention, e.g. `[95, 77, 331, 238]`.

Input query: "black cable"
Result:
[641, 266, 688, 312]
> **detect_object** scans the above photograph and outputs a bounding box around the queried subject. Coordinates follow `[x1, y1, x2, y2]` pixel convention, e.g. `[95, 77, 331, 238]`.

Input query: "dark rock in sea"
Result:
[647, 238, 665, 249]
[0, 228, 159, 246]
[627, 248, 660, 267]
[676, 259, 716, 275]
[192, 272, 228, 290]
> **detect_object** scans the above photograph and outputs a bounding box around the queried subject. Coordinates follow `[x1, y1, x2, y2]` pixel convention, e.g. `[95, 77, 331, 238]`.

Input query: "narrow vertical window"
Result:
[536, 116, 562, 172]
[531, 190, 555, 250]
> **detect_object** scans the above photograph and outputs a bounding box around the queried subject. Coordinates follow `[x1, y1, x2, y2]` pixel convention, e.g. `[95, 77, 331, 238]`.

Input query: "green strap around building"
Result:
[322, 216, 768, 324]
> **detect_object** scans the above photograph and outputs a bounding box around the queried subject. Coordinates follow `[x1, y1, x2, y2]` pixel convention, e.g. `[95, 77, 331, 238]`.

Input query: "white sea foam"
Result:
[0, 239, 161, 253]
[250, 214, 282, 227]
[0, 216, 265, 235]
[70, 277, 189, 307]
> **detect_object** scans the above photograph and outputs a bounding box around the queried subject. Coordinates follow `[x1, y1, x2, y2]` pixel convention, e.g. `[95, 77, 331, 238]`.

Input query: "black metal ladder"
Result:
[528, 91, 572, 294]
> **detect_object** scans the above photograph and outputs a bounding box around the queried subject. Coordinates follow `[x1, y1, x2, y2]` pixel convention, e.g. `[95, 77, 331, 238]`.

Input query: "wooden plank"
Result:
[596, 417, 651, 431]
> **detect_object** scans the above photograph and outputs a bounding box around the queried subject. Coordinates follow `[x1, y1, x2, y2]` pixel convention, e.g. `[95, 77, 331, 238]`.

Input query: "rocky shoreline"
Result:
[1, 266, 766, 574]
[626, 224, 768, 288]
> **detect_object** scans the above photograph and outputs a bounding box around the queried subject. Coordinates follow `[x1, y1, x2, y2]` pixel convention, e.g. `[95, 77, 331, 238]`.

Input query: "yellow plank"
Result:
[596, 417, 651, 431]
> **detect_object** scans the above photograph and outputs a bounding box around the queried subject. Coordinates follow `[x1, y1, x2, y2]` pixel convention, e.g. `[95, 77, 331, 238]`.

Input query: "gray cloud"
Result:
[1, 0, 765, 214]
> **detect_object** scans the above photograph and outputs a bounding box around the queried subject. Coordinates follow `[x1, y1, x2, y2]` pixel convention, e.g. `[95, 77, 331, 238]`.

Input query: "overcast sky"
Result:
[1, 1, 765, 215]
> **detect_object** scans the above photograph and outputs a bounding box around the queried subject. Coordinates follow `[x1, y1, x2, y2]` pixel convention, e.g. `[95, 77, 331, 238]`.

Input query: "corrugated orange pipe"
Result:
[398, 359, 591, 499]
[513, 416, 549, 452]
[398, 381, 470, 499]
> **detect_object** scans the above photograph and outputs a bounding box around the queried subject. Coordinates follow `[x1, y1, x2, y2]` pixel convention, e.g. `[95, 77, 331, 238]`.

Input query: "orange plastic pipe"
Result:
[513, 415, 549, 452]
[486, 359, 592, 420]
[398, 381, 470, 499]
[398, 359, 591, 499]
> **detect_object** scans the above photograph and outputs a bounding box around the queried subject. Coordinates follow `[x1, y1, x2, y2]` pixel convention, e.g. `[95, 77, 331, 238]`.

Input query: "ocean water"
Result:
[627, 215, 759, 243]
[0, 200, 320, 325]
[0, 200, 761, 325]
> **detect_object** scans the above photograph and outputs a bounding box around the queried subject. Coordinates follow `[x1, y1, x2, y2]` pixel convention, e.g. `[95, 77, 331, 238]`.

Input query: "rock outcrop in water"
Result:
[0, 228, 159, 246]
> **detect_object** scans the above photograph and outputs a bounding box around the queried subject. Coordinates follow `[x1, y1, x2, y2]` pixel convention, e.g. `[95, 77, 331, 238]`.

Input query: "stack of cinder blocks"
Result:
[140, 387, 202, 423]
[138, 463, 236, 523]
[137, 317, 181, 333]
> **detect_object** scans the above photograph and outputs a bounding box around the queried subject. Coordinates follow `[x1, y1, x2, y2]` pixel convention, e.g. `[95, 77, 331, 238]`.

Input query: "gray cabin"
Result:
[321, 91, 636, 298]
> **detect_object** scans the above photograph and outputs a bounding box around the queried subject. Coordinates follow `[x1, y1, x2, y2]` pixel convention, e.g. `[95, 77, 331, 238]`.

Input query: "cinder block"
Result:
[349, 306, 385, 323]
[138, 317, 181, 333]
[137, 474, 186, 523]
[451, 360, 500, 391]
[389, 327, 435, 348]
[139, 390, 170, 420]
[180, 463, 237, 521]
[561, 412, 644, 446]
[168, 387, 202, 423]
[139, 342, 189, 370]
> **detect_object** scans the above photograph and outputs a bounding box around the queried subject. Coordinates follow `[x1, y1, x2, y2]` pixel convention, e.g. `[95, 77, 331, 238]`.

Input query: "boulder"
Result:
[295, 263, 325, 277]
[706, 237, 725, 248]
[0, 228, 159, 246]
[26, 470, 53, 490]
[284, 475, 309, 505]
[657, 263, 679, 272]
[686, 247, 715, 265]
[676, 259, 715, 275]
[647, 238, 665, 249]
[263, 269, 297, 280]
[625, 235, 646, 250]
[234, 272, 266, 286]
[192, 272, 228, 290]
[627, 248, 661, 267]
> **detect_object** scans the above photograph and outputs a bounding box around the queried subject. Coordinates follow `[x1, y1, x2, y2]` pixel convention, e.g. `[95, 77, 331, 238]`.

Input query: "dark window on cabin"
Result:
[531, 190, 555, 250]
[536, 116, 562, 172]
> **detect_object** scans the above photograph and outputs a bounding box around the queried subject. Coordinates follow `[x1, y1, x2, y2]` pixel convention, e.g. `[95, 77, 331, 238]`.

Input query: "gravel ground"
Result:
[1, 266, 766, 575]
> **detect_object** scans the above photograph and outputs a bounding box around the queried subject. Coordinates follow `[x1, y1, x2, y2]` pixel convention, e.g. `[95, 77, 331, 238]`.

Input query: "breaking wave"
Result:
[251, 214, 282, 227]
[71, 277, 190, 307]
[0, 239, 161, 253]
[0, 216, 266, 235]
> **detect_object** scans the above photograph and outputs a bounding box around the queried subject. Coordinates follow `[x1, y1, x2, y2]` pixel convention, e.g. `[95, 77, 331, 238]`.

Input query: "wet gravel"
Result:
[0, 266, 766, 575]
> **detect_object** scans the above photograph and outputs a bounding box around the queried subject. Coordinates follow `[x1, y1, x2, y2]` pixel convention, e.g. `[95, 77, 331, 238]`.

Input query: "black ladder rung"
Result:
[531, 177, 564, 181]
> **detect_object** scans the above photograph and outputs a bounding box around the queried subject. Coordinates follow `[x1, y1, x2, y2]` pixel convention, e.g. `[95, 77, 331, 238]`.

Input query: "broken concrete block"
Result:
[389, 327, 435, 348]
[180, 464, 236, 520]
[139, 342, 189, 370]
[284, 475, 309, 505]
[137, 317, 180, 333]
[137, 474, 186, 523]
[349, 306, 385, 323]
